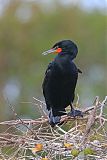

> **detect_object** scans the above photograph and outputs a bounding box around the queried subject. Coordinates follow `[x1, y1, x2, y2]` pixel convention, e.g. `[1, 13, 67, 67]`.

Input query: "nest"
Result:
[0, 96, 107, 160]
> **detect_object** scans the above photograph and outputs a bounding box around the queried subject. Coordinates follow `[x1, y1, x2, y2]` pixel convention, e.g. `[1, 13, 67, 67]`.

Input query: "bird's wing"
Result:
[42, 62, 54, 110]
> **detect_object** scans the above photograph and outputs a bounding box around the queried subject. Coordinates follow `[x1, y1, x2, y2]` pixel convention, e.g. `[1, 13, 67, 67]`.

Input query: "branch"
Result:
[81, 96, 99, 143]
[0, 96, 107, 160]
[0, 96, 107, 126]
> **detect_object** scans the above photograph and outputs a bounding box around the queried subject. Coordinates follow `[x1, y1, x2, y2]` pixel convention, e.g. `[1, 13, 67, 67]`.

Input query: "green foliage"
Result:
[71, 148, 80, 157]
[90, 133, 103, 141]
[2, 146, 18, 156]
[83, 147, 95, 155]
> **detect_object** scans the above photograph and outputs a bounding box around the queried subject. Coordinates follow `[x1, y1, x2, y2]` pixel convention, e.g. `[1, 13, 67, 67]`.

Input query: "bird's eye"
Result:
[54, 46, 58, 49]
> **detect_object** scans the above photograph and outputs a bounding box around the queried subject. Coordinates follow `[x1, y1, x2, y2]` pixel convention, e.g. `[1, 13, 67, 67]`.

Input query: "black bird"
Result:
[42, 40, 83, 126]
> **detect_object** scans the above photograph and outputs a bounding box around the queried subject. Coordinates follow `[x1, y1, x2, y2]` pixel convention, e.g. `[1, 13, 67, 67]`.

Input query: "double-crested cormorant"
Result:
[42, 40, 83, 126]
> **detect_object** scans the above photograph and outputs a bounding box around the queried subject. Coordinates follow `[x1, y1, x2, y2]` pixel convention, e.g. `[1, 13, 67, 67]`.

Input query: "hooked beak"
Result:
[42, 47, 62, 55]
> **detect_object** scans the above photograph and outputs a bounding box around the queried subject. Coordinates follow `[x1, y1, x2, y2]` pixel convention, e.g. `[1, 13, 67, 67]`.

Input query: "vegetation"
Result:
[0, 96, 107, 159]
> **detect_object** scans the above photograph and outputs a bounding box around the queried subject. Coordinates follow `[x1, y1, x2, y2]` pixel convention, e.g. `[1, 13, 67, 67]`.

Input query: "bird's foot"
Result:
[67, 108, 83, 118]
[49, 115, 61, 127]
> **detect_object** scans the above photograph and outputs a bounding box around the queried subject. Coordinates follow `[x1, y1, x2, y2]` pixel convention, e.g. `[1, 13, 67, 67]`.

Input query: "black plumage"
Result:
[42, 40, 83, 126]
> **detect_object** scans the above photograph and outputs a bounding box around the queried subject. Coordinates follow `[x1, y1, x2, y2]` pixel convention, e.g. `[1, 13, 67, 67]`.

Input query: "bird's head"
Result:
[42, 40, 78, 59]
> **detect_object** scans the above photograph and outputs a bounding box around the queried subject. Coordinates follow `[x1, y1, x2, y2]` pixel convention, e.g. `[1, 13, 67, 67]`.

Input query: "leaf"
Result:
[84, 147, 95, 155]
[71, 149, 80, 157]
[31, 143, 43, 153]
[64, 143, 73, 149]
[41, 157, 48, 160]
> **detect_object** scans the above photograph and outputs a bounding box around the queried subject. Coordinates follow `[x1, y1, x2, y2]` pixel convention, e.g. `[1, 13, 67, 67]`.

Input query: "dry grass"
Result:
[0, 96, 107, 160]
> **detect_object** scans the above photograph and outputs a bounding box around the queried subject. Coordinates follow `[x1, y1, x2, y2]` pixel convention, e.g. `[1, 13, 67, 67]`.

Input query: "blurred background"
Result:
[0, 0, 106, 121]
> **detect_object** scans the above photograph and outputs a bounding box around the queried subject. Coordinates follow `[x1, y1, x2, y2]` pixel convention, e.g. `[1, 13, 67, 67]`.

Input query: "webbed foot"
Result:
[49, 111, 61, 127]
[67, 108, 83, 118]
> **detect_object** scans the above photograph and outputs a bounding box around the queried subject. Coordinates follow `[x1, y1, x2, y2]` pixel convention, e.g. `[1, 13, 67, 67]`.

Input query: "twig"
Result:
[81, 96, 99, 143]
[0, 96, 107, 160]
[6, 98, 39, 139]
